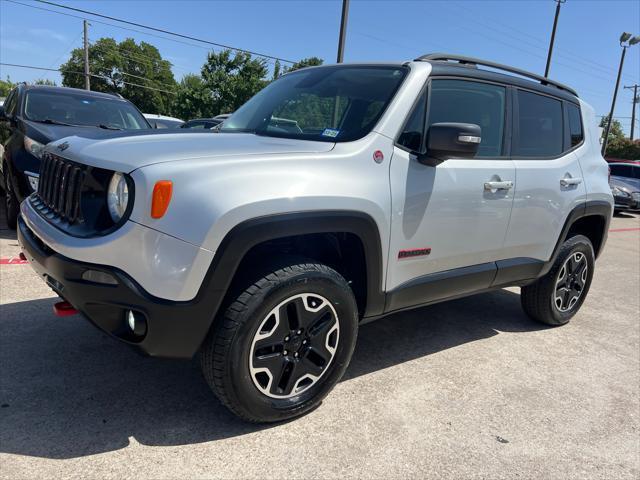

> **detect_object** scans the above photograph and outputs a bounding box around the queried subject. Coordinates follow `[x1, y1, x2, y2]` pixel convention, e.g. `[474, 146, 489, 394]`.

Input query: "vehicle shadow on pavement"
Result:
[0, 289, 546, 459]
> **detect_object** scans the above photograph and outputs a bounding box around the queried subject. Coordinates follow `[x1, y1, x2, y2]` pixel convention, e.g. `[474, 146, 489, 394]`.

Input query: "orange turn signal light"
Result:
[151, 180, 173, 219]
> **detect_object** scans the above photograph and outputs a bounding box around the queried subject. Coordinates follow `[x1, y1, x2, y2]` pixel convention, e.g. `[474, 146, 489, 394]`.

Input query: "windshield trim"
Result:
[220, 64, 410, 143]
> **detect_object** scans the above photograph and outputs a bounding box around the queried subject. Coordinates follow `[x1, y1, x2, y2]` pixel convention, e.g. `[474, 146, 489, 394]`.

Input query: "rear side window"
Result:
[514, 90, 563, 157]
[427, 79, 506, 157]
[567, 103, 583, 147]
[397, 91, 426, 151]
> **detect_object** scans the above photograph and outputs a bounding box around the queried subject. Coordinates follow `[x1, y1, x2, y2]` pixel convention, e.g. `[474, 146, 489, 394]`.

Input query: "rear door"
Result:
[387, 78, 515, 306]
[501, 90, 587, 262]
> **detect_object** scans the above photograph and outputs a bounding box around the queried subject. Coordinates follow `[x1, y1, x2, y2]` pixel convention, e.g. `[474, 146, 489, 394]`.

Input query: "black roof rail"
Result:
[415, 53, 578, 97]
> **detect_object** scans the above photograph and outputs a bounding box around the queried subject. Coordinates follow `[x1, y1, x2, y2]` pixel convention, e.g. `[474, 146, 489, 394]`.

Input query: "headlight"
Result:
[107, 172, 129, 222]
[611, 186, 630, 197]
[25, 171, 39, 192]
[24, 136, 45, 159]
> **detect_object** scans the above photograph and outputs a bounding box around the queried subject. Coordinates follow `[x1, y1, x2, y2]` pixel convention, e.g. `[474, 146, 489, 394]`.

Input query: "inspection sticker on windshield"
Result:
[321, 128, 340, 138]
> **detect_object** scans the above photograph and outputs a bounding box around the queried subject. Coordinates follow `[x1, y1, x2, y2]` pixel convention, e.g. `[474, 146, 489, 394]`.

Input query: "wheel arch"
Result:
[542, 200, 611, 276]
[198, 211, 386, 322]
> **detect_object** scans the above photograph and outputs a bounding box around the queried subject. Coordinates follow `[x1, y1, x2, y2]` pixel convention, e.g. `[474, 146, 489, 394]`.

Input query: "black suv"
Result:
[0, 85, 152, 228]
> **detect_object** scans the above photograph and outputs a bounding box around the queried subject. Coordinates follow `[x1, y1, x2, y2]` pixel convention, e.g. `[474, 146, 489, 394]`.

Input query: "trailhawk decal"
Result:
[398, 248, 432, 259]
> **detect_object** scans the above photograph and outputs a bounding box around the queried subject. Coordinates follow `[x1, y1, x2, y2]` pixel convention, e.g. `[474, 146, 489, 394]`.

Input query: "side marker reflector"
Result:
[53, 301, 78, 317]
[151, 180, 173, 219]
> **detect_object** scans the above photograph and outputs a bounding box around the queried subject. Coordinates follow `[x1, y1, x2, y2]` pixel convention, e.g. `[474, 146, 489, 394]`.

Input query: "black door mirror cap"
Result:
[421, 122, 482, 165]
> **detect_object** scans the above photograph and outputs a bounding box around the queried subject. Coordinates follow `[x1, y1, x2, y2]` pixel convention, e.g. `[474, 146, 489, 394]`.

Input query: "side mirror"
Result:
[419, 122, 481, 166]
[0, 105, 7, 122]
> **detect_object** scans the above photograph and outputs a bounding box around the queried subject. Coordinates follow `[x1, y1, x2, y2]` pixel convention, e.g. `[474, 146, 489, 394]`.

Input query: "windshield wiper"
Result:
[35, 118, 76, 126]
[97, 124, 122, 130]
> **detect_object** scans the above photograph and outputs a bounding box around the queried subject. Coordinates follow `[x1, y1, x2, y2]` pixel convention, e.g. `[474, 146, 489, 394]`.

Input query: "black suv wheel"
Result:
[2, 163, 19, 229]
[200, 260, 358, 423]
[521, 235, 595, 326]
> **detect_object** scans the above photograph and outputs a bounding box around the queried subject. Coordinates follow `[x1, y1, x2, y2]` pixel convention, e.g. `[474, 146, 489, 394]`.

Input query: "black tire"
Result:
[3, 163, 18, 230]
[200, 260, 358, 423]
[521, 234, 595, 326]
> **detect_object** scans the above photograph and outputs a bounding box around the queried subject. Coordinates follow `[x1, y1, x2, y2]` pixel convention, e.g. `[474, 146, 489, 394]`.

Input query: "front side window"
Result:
[426, 79, 506, 158]
[221, 65, 408, 142]
[567, 103, 583, 147]
[24, 90, 149, 130]
[514, 90, 563, 157]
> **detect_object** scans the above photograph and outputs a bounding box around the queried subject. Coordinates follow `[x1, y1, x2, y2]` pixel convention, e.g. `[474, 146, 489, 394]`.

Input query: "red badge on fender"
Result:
[373, 150, 384, 163]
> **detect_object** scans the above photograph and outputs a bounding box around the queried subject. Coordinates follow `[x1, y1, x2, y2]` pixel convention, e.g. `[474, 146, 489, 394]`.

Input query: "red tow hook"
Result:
[53, 301, 78, 317]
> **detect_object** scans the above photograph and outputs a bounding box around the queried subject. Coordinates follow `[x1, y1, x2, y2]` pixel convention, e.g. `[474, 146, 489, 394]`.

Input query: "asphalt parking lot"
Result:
[0, 205, 638, 479]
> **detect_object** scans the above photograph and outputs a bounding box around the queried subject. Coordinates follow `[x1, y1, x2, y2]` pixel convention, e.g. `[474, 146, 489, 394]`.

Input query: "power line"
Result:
[5, 0, 281, 70]
[33, 0, 295, 64]
[0, 62, 177, 95]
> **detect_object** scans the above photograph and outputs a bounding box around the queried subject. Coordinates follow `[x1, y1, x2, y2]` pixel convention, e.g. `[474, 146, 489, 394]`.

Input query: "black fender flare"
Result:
[540, 200, 612, 276]
[194, 210, 386, 327]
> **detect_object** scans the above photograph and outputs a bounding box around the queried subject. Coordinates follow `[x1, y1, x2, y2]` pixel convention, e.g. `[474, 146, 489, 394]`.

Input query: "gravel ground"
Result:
[1, 204, 638, 480]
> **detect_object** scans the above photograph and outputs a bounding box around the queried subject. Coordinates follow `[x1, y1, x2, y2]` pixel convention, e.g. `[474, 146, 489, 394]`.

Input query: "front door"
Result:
[387, 79, 515, 310]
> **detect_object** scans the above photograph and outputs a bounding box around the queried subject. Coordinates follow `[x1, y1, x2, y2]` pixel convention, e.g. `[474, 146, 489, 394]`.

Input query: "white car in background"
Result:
[143, 113, 184, 129]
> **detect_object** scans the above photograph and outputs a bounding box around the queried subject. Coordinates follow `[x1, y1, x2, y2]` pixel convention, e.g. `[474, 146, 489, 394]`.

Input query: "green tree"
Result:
[172, 74, 211, 119]
[34, 78, 57, 86]
[286, 57, 323, 72]
[60, 37, 176, 113]
[0, 77, 14, 97]
[199, 49, 269, 115]
[599, 116, 625, 143]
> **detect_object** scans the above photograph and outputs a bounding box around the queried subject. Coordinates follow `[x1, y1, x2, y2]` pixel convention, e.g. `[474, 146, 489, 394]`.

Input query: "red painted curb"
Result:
[609, 228, 640, 233]
[0, 257, 28, 265]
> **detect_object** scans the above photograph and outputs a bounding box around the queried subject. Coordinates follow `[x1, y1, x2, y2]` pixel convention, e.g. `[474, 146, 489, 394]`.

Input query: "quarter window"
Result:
[514, 90, 563, 157]
[397, 91, 426, 152]
[567, 103, 583, 147]
[427, 79, 506, 158]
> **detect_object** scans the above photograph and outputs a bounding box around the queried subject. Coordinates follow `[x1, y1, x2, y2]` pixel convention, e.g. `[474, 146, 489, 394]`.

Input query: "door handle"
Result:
[560, 177, 582, 187]
[484, 180, 513, 191]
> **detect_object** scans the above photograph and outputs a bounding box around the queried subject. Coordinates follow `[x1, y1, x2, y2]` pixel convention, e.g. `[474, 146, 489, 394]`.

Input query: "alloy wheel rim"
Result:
[554, 252, 588, 312]
[249, 293, 339, 399]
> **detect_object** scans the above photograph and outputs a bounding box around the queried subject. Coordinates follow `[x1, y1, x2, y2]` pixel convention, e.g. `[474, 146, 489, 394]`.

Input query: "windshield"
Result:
[24, 90, 150, 130]
[221, 65, 408, 142]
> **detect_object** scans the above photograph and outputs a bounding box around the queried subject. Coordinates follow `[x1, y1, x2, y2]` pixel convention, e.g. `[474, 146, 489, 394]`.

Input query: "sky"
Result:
[1, 0, 639, 132]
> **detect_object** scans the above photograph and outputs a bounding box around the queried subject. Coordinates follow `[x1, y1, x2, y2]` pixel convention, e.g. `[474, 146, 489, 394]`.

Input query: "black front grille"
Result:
[36, 154, 86, 224]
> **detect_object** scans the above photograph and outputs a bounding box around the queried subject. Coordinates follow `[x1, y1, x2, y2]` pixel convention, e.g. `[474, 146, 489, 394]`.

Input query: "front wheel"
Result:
[200, 260, 358, 423]
[2, 164, 19, 229]
[521, 235, 595, 326]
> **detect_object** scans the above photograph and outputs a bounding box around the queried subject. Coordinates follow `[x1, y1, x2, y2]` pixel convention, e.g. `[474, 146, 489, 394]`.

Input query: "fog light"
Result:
[81, 269, 118, 285]
[126, 310, 147, 337]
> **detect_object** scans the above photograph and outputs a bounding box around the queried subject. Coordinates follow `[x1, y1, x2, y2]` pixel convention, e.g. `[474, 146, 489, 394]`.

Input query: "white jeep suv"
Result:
[18, 54, 613, 422]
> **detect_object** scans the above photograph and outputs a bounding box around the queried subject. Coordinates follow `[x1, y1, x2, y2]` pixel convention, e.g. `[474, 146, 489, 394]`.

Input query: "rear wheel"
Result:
[521, 235, 595, 326]
[200, 260, 358, 423]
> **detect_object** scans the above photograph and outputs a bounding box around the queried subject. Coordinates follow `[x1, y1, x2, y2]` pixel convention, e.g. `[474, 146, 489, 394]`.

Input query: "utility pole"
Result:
[83, 19, 90, 90]
[602, 33, 639, 155]
[544, 0, 565, 78]
[623, 84, 638, 140]
[336, 0, 349, 63]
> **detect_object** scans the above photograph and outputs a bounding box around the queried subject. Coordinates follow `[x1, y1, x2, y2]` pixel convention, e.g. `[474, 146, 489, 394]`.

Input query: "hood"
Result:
[611, 175, 640, 192]
[45, 133, 335, 172]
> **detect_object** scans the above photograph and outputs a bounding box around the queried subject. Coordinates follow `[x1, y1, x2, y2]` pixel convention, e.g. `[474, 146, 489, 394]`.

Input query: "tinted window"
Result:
[221, 66, 408, 142]
[4, 88, 18, 116]
[397, 91, 426, 151]
[24, 90, 149, 130]
[610, 164, 637, 179]
[427, 79, 506, 157]
[567, 103, 583, 147]
[514, 90, 563, 157]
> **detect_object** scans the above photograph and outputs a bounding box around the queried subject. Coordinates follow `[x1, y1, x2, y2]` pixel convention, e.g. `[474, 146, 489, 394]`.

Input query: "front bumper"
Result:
[18, 217, 218, 358]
